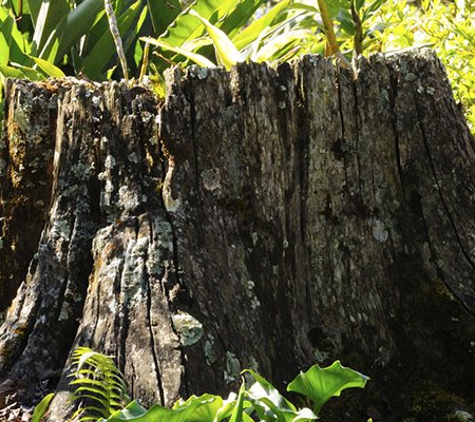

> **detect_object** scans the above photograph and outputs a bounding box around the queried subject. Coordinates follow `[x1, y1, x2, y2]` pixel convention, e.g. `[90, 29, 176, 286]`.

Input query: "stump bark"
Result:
[1, 50, 475, 421]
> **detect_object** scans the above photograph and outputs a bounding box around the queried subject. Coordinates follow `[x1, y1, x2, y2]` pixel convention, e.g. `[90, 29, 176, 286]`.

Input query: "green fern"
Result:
[69, 347, 131, 422]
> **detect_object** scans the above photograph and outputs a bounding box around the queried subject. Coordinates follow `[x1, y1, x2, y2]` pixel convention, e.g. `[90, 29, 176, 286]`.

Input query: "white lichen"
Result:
[172, 311, 203, 346]
[372, 219, 388, 243]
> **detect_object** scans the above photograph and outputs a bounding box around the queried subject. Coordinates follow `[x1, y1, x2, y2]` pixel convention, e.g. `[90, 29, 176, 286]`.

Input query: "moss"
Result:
[408, 380, 467, 422]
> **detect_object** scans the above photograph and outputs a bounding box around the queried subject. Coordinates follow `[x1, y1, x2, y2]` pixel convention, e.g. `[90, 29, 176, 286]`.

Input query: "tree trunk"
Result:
[1, 50, 475, 421]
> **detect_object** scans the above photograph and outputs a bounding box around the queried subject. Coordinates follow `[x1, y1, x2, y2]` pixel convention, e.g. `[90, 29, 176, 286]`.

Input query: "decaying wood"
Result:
[1, 50, 475, 420]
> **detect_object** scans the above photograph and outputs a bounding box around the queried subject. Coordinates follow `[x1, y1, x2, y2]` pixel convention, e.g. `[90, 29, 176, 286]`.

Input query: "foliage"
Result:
[368, 0, 475, 130]
[32, 347, 369, 422]
[69, 347, 131, 421]
[0, 0, 474, 129]
[31, 393, 54, 422]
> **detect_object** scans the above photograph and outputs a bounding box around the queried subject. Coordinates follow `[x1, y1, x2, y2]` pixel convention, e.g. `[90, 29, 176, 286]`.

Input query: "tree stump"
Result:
[1, 50, 475, 421]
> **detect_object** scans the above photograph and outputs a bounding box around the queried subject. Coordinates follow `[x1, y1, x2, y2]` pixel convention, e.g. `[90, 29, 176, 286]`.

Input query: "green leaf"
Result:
[0, 63, 27, 78]
[231, 0, 290, 51]
[158, 0, 242, 47]
[80, 0, 144, 79]
[253, 29, 318, 62]
[106, 396, 206, 422]
[31, 0, 70, 56]
[29, 55, 65, 77]
[147, 0, 181, 36]
[142, 37, 216, 68]
[32, 393, 55, 422]
[0, 11, 14, 65]
[189, 10, 242, 70]
[219, 0, 265, 39]
[229, 383, 246, 422]
[244, 370, 317, 422]
[8, 62, 45, 80]
[287, 361, 369, 415]
[38, 0, 103, 62]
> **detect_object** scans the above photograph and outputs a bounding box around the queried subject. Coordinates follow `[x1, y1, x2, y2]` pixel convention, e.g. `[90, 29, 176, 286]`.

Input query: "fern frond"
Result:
[69, 346, 131, 421]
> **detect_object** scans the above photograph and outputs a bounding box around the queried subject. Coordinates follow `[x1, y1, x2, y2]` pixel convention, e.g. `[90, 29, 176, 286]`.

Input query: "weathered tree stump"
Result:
[1, 50, 475, 421]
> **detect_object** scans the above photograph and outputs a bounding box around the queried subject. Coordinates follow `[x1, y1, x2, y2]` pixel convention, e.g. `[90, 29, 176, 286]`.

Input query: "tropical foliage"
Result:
[33, 347, 369, 422]
[0, 0, 474, 129]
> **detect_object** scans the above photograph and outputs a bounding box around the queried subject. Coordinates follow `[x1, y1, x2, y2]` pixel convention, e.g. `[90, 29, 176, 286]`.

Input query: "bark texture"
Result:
[1, 50, 475, 421]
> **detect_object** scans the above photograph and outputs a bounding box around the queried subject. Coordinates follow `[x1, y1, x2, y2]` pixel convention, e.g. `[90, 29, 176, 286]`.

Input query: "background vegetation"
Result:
[0, 0, 474, 130]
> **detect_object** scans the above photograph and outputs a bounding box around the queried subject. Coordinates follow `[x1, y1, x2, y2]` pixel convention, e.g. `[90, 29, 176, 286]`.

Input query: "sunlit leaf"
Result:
[32, 393, 55, 422]
[80, 0, 144, 79]
[253, 30, 318, 62]
[29, 55, 65, 77]
[38, 0, 103, 62]
[232, 0, 291, 51]
[189, 10, 242, 70]
[287, 361, 369, 415]
[142, 37, 216, 68]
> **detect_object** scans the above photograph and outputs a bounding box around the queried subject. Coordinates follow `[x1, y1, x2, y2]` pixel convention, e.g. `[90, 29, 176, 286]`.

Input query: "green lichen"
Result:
[204, 334, 217, 365]
[224, 351, 241, 384]
[172, 311, 203, 346]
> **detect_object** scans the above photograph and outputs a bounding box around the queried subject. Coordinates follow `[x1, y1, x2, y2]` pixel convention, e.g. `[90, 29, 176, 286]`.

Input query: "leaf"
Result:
[287, 361, 369, 415]
[29, 56, 65, 78]
[253, 29, 318, 62]
[0, 63, 27, 78]
[189, 10, 242, 70]
[38, 0, 103, 63]
[142, 37, 216, 68]
[106, 396, 207, 422]
[158, 0, 241, 47]
[231, 0, 290, 51]
[31, 0, 70, 56]
[244, 370, 317, 422]
[172, 394, 220, 422]
[147, 0, 181, 37]
[80, 0, 144, 79]
[229, 383, 246, 422]
[32, 393, 55, 422]
[219, 0, 265, 39]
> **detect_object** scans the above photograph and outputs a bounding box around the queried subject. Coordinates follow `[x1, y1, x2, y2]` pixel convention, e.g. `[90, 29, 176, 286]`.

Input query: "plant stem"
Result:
[104, 0, 129, 82]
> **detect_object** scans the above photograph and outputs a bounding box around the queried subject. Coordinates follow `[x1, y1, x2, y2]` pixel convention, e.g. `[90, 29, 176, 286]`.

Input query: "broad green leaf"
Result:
[29, 55, 65, 77]
[80, 0, 144, 79]
[158, 0, 242, 47]
[31, 0, 70, 56]
[147, 0, 181, 36]
[106, 396, 206, 422]
[32, 393, 55, 422]
[183, 396, 223, 422]
[287, 361, 369, 415]
[232, 0, 290, 51]
[142, 37, 216, 68]
[106, 400, 148, 420]
[219, 0, 265, 39]
[0, 12, 14, 65]
[0, 63, 28, 78]
[189, 10, 242, 70]
[244, 369, 317, 422]
[0, 10, 30, 65]
[38, 0, 103, 62]
[8, 62, 45, 79]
